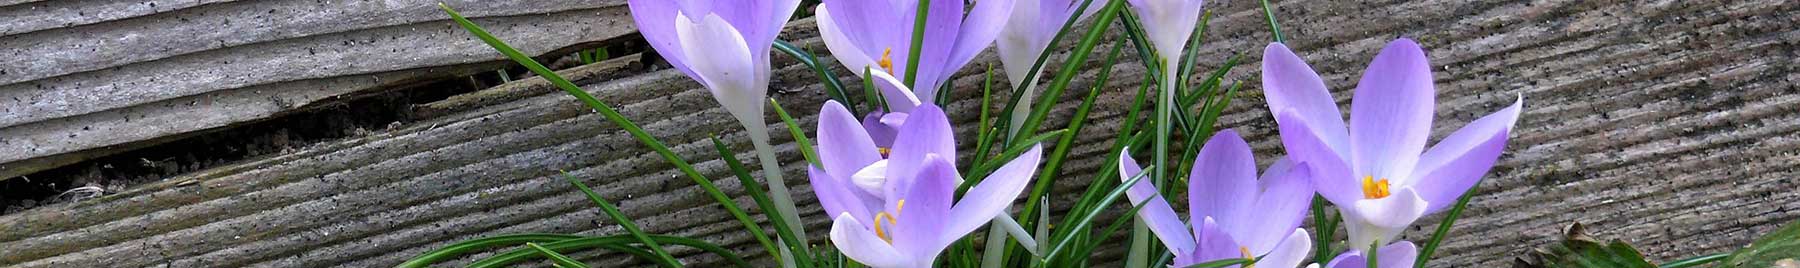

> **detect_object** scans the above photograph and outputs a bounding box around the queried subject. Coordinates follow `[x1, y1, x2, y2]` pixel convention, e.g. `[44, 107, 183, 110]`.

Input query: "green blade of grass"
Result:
[1018, 41, 1123, 242]
[773, 40, 856, 115]
[526, 242, 593, 268]
[396, 233, 584, 268]
[1041, 165, 1152, 263]
[961, 129, 1069, 191]
[1260, 0, 1286, 43]
[1006, 0, 1129, 146]
[469, 234, 753, 268]
[902, 0, 930, 87]
[989, 0, 1102, 143]
[770, 99, 822, 167]
[972, 64, 998, 169]
[1659, 253, 1729, 268]
[706, 135, 785, 266]
[1414, 185, 1477, 268]
[1312, 195, 1336, 265]
[711, 135, 816, 268]
[560, 172, 681, 267]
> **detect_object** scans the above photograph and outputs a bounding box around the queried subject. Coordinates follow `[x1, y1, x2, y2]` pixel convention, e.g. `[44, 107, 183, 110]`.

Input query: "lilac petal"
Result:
[829, 213, 912, 268]
[811, 166, 878, 223]
[907, 0, 967, 102]
[862, 113, 899, 148]
[1187, 129, 1259, 238]
[942, 0, 1013, 89]
[1345, 188, 1426, 249]
[1118, 149, 1196, 254]
[1256, 229, 1313, 268]
[818, 0, 906, 64]
[1262, 42, 1350, 156]
[892, 155, 957, 261]
[997, 0, 1047, 83]
[676, 13, 767, 126]
[1256, 157, 1295, 185]
[884, 104, 956, 188]
[1243, 162, 1314, 253]
[628, 0, 699, 81]
[1411, 97, 1522, 213]
[760, 0, 803, 45]
[869, 69, 924, 113]
[818, 101, 884, 178]
[1193, 217, 1243, 263]
[815, 5, 880, 81]
[944, 145, 1040, 242]
[1327, 241, 1418, 268]
[1348, 38, 1436, 184]
[1276, 109, 1359, 205]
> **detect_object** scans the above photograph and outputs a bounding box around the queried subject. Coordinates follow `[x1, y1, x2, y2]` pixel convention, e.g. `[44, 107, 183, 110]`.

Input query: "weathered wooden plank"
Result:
[0, 0, 635, 179]
[1, 0, 1796, 267]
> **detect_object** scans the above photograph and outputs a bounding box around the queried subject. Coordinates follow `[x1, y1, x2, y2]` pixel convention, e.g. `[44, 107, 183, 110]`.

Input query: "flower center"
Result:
[1361, 176, 1391, 199]
[873, 199, 906, 243]
[877, 147, 892, 158]
[1239, 246, 1256, 268]
[879, 47, 895, 73]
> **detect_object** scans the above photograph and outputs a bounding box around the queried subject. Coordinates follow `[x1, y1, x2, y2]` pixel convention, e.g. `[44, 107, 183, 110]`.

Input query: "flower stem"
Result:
[747, 124, 807, 268]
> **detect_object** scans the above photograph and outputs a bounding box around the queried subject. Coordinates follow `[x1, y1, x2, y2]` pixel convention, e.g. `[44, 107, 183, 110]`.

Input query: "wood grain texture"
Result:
[1, 0, 1796, 267]
[0, 0, 634, 178]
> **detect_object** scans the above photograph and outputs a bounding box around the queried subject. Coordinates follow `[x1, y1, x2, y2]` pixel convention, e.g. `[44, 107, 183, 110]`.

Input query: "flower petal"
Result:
[1348, 38, 1436, 184]
[945, 145, 1042, 242]
[869, 69, 924, 113]
[997, 0, 1047, 83]
[943, 0, 1013, 90]
[1345, 188, 1427, 249]
[1118, 149, 1196, 254]
[1276, 109, 1359, 205]
[1327, 241, 1418, 268]
[1256, 229, 1313, 268]
[884, 104, 956, 189]
[892, 155, 957, 261]
[830, 213, 912, 268]
[811, 166, 879, 223]
[907, 0, 968, 102]
[628, 0, 699, 80]
[1243, 162, 1314, 253]
[1262, 42, 1350, 157]
[676, 13, 765, 125]
[1411, 97, 1522, 213]
[1193, 217, 1242, 263]
[815, 4, 880, 81]
[818, 101, 884, 178]
[1187, 129, 1259, 240]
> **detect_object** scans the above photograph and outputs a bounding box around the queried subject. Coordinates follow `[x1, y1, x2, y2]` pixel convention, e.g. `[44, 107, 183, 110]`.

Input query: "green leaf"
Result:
[711, 135, 816, 268]
[468, 234, 754, 268]
[1416, 186, 1478, 268]
[1041, 164, 1152, 264]
[1259, 0, 1285, 43]
[1184, 258, 1251, 268]
[903, 0, 930, 88]
[770, 99, 822, 167]
[526, 242, 593, 268]
[773, 40, 856, 115]
[561, 172, 682, 267]
[1511, 223, 1655, 268]
[1714, 219, 1800, 268]
[396, 233, 584, 268]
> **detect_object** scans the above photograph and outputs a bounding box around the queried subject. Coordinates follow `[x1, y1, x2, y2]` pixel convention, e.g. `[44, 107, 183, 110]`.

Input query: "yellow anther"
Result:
[1240, 246, 1256, 268]
[879, 48, 895, 73]
[1361, 176, 1391, 199]
[877, 147, 892, 158]
[871, 199, 908, 243]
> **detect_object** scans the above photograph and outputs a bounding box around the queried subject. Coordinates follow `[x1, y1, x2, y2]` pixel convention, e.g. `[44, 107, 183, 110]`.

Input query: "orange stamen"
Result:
[1361, 176, 1391, 199]
[878, 48, 894, 73]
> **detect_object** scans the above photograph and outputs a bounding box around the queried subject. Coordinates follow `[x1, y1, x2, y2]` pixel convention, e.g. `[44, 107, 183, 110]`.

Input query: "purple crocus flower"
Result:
[1305, 241, 1417, 268]
[1262, 38, 1525, 250]
[629, 0, 800, 129]
[856, 69, 926, 148]
[1118, 130, 1315, 268]
[1123, 0, 1204, 63]
[810, 100, 1044, 268]
[815, 0, 1015, 103]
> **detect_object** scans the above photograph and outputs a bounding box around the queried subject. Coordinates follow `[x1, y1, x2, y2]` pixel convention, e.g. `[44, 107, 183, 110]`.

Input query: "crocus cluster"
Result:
[1119, 130, 1314, 268]
[816, 0, 1014, 102]
[810, 98, 1044, 268]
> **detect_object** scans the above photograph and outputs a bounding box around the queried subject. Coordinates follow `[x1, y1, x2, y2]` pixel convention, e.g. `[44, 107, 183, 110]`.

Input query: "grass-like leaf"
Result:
[1659, 253, 1728, 268]
[770, 99, 822, 167]
[1415, 186, 1477, 268]
[1041, 165, 1152, 264]
[902, 0, 930, 88]
[1005, 0, 1128, 146]
[469, 234, 754, 268]
[990, 0, 1105, 144]
[561, 172, 682, 267]
[1714, 219, 1800, 268]
[526, 242, 593, 268]
[1259, 0, 1285, 43]
[711, 135, 816, 268]
[774, 40, 855, 116]
[962, 129, 1069, 191]
[396, 233, 584, 268]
